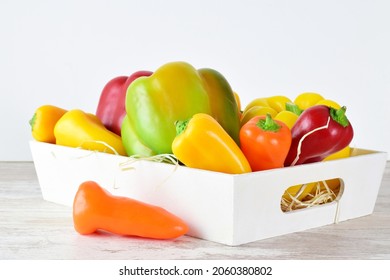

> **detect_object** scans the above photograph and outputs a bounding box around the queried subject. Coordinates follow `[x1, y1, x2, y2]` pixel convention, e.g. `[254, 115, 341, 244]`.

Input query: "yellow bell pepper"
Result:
[243, 97, 269, 112]
[282, 182, 317, 203]
[54, 109, 126, 156]
[324, 145, 351, 161]
[266, 95, 292, 112]
[316, 99, 341, 109]
[285, 146, 351, 204]
[172, 113, 251, 174]
[274, 110, 299, 129]
[275, 98, 343, 133]
[241, 95, 293, 127]
[240, 106, 278, 126]
[294, 92, 324, 110]
[319, 145, 351, 193]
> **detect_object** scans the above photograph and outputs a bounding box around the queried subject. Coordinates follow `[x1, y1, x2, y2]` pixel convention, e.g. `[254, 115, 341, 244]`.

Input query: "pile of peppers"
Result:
[29, 62, 357, 240]
[30, 61, 354, 175]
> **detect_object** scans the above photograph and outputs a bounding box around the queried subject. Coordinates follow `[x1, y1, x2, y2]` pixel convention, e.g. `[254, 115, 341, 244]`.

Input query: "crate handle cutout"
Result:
[280, 178, 344, 215]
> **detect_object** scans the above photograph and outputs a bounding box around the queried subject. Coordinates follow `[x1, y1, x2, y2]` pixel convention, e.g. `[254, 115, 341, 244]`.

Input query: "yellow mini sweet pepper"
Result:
[172, 113, 251, 174]
[54, 109, 126, 156]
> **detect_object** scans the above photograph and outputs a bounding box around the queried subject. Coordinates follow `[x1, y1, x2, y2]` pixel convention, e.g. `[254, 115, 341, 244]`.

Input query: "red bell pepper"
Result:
[96, 70, 152, 135]
[284, 105, 354, 166]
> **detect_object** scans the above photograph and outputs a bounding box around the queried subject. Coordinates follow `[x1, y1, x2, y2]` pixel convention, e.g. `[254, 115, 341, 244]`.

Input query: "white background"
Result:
[1, 0, 389, 161]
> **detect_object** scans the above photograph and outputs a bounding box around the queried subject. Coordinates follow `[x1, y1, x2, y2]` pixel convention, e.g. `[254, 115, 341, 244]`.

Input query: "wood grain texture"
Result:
[0, 161, 389, 260]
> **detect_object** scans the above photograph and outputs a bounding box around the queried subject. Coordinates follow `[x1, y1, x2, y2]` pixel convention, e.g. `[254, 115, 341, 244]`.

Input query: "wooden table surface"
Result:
[1, 161, 389, 260]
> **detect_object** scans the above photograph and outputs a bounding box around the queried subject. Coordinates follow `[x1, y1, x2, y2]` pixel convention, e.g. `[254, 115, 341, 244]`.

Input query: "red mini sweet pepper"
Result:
[96, 70, 152, 135]
[284, 105, 354, 166]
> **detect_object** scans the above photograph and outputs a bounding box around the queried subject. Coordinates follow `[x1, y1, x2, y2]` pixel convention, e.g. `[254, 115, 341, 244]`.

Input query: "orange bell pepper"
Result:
[73, 181, 188, 239]
[240, 114, 292, 171]
[172, 113, 251, 174]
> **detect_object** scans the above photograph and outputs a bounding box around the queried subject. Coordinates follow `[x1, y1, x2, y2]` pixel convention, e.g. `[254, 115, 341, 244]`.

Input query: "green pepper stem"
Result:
[29, 113, 36, 131]
[256, 113, 281, 132]
[285, 102, 303, 116]
[175, 119, 190, 136]
[330, 106, 349, 127]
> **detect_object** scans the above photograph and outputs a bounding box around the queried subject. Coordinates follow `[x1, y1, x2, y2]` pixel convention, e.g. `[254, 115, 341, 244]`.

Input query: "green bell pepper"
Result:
[121, 115, 155, 157]
[124, 61, 211, 154]
[124, 61, 240, 155]
[198, 68, 240, 144]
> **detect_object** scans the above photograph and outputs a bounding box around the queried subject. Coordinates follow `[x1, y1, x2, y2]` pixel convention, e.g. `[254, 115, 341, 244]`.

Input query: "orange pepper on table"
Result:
[73, 181, 188, 239]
